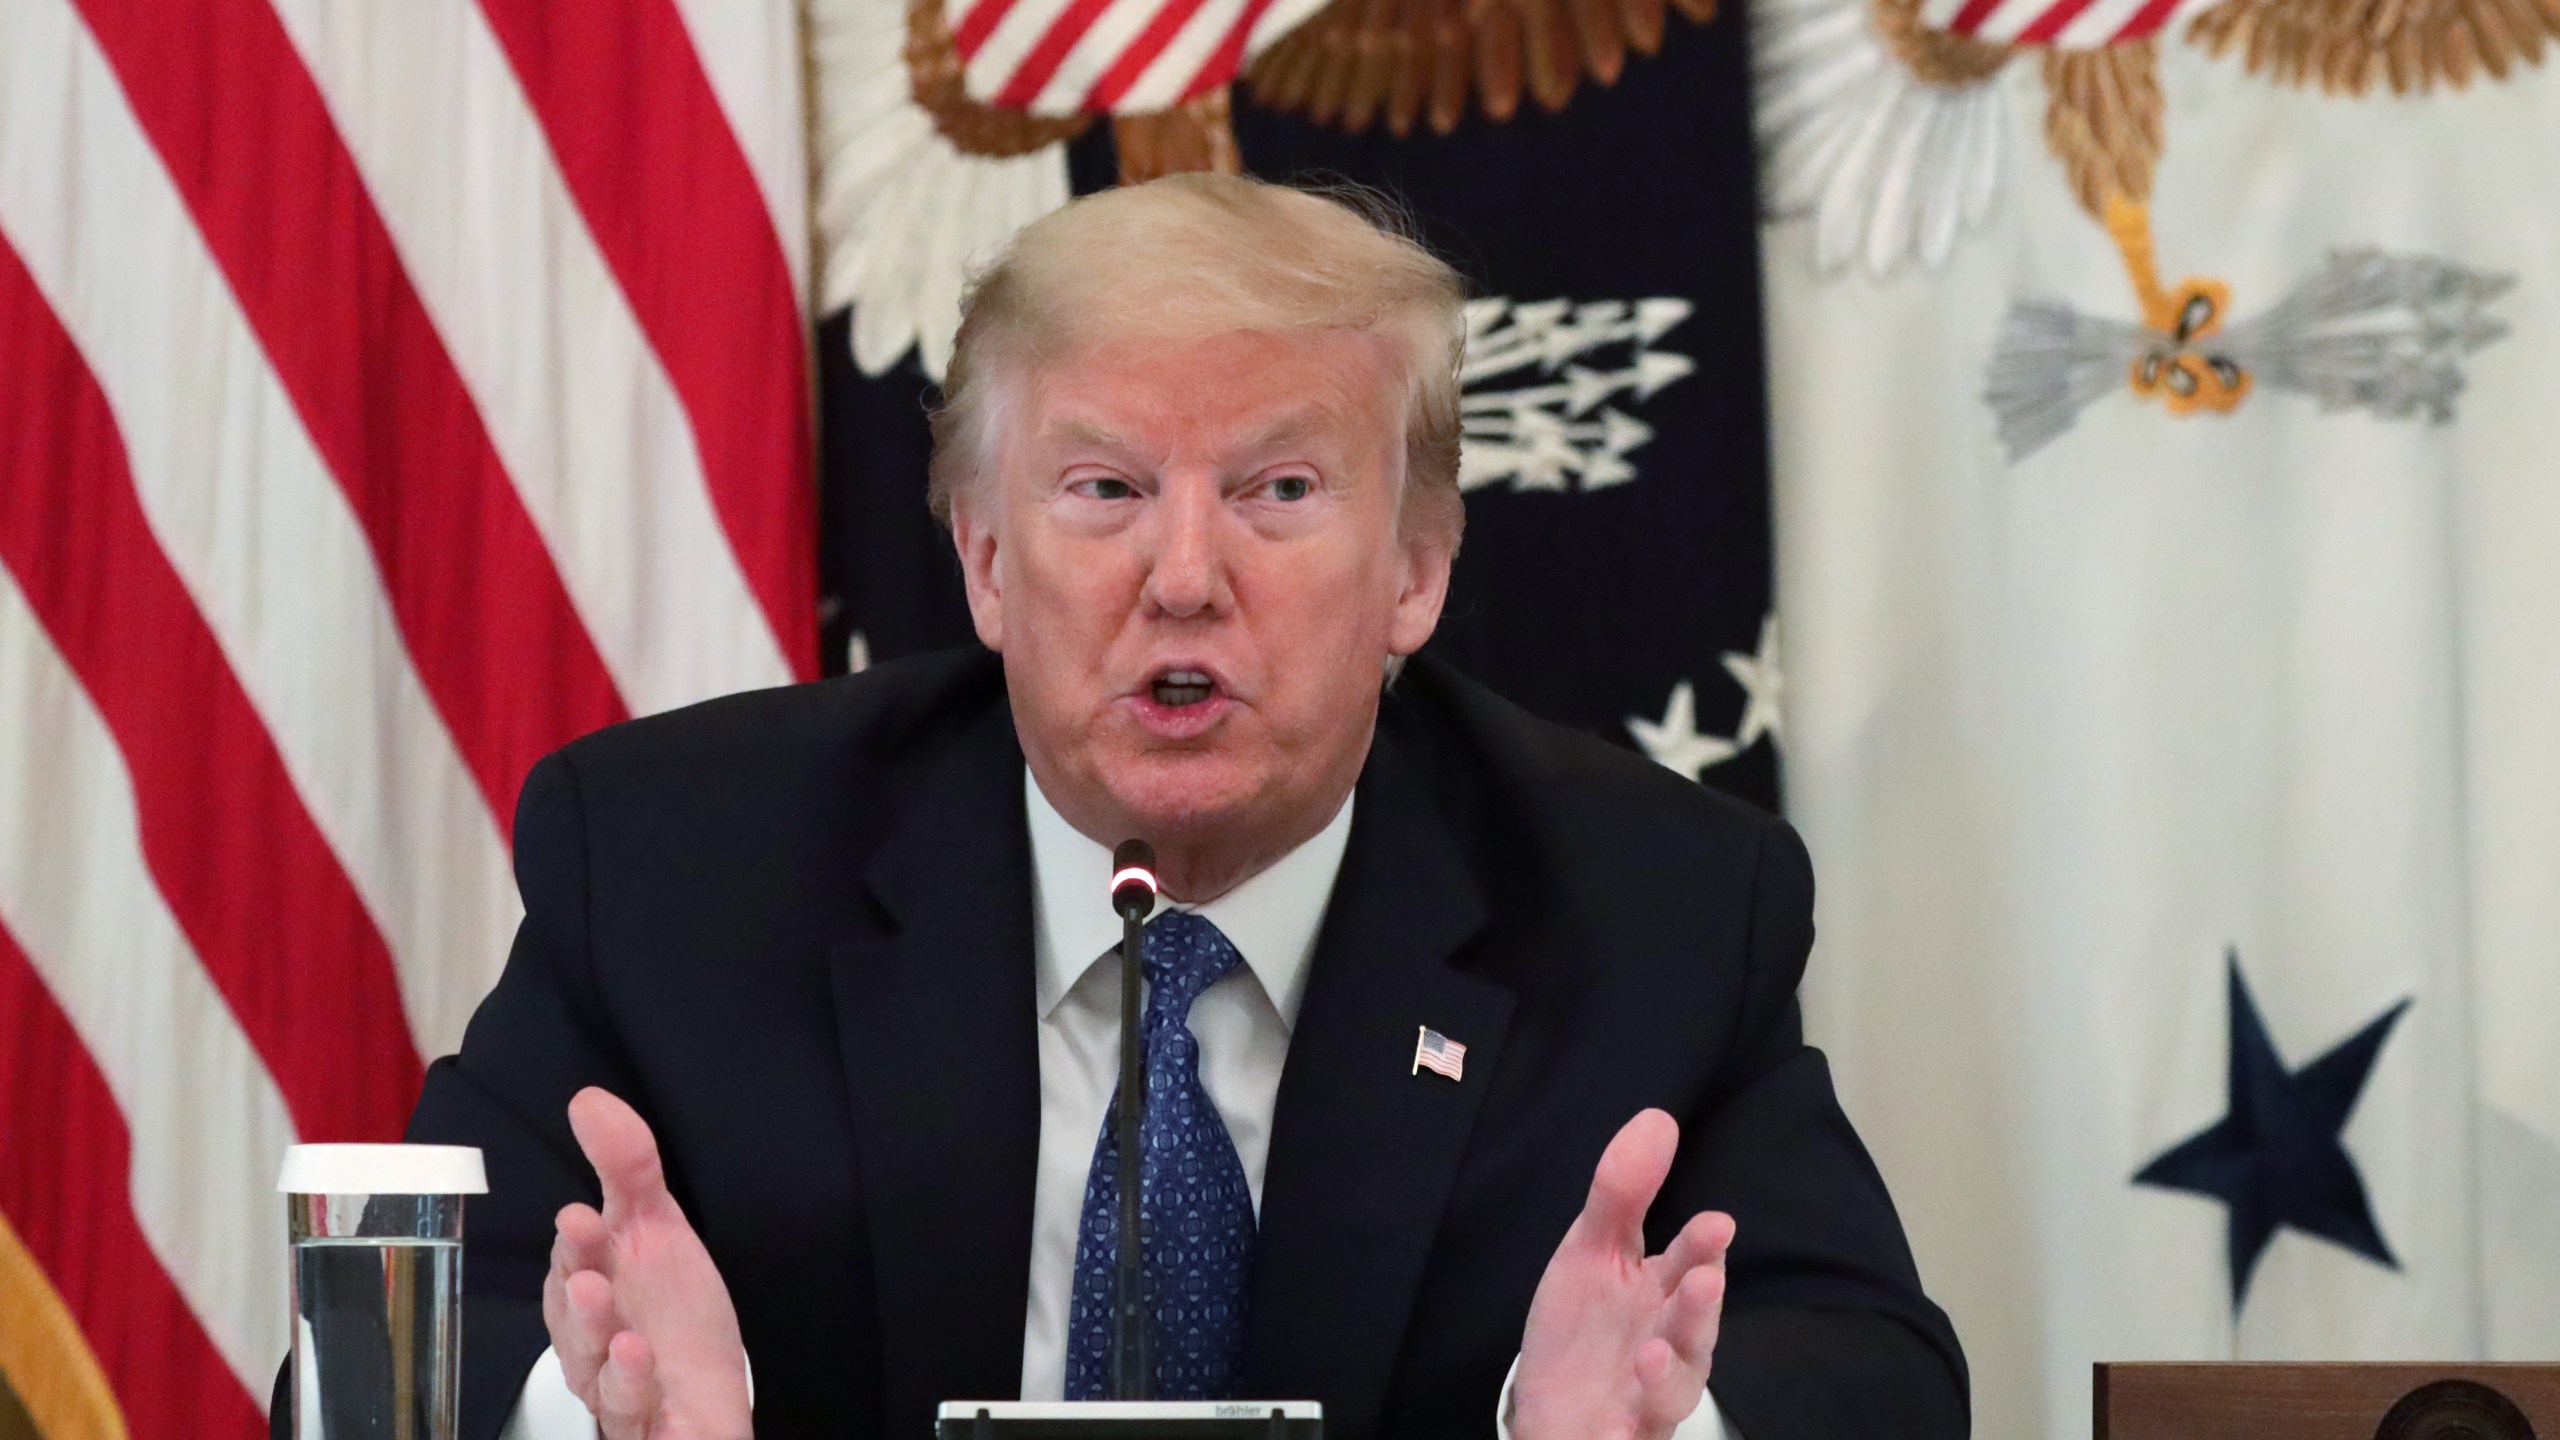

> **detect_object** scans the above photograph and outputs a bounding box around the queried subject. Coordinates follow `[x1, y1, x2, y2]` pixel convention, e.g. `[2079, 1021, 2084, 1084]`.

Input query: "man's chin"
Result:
[1099, 753, 1269, 841]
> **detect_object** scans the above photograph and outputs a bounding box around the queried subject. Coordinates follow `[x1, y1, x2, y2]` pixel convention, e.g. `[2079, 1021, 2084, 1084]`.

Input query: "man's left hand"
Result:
[1511, 1109, 1734, 1440]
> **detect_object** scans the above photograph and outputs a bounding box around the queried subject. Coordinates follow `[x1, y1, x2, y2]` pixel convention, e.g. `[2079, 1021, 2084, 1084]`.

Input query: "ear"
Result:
[950, 488, 1006, 652]
[1386, 524, 1454, 658]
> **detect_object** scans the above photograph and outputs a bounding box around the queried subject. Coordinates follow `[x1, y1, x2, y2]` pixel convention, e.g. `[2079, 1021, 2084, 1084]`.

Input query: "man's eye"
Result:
[1268, 475, 1312, 502]
[1083, 477, 1135, 500]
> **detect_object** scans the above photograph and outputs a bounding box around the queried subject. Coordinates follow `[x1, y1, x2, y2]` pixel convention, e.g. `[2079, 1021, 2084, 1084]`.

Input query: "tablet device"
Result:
[933, 1400, 1323, 1439]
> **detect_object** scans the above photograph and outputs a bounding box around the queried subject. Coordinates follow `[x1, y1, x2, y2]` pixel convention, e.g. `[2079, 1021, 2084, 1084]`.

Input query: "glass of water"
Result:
[280, 1144, 488, 1440]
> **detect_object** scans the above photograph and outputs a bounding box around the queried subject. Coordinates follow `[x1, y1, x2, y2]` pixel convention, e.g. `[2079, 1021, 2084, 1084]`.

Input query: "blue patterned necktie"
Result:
[1064, 909, 1257, 1400]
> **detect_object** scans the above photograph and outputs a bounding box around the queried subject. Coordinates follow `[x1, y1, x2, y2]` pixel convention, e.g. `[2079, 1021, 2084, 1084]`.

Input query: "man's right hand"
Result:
[546, 1087, 752, 1440]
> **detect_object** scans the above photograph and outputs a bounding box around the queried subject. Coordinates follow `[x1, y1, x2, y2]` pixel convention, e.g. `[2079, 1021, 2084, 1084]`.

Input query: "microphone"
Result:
[1108, 839, 1156, 1399]
[1111, 840, 1158, 921]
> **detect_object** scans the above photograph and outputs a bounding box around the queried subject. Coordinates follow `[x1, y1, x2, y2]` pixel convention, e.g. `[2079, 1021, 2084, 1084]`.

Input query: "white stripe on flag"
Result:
[1116, 0, 1249, 114]
[1031, 0, 1174, 116]
[968, 0, 1078, 107]
[0, 0, 517, 1059]
[0, 559, 297, 1401]
[2053, 0, 2158, 49]
[265, 0, 796, 721]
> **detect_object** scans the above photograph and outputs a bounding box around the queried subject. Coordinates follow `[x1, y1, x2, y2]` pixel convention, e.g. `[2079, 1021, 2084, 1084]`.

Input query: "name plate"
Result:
[2096, 1363, 2560, 1440]
[934, 1401, 1323, 1440]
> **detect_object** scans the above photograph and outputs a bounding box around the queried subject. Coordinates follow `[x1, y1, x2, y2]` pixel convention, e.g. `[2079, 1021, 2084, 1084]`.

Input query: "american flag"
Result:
[0, 1, 811, 1435]
[1412, 1026, 1467, 1082]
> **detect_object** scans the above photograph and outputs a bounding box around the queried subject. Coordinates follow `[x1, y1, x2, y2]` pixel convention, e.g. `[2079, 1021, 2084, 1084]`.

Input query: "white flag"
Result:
[1750, 1, 2560, 1432]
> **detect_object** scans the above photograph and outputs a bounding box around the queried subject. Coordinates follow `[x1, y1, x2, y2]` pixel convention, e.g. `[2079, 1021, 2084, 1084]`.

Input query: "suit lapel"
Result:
[831, 702, 1041, 1434]
[1243, 719, 1516, 1436]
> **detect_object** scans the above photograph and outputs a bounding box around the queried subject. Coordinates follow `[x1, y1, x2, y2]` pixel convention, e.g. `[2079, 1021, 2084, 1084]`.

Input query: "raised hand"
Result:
[1511, 1110, 1735, 1440]
[545, 1087, 753, 1440]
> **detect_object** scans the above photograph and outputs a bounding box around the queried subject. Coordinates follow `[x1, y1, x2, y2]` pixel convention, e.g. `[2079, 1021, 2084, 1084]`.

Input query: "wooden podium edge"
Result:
[2095, 1362, 2560, 1440]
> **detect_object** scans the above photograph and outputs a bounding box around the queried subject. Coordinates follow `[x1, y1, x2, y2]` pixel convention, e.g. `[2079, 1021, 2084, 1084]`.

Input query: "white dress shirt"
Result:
[1017, 766, 1350, 1397]
[502, 768, 1729, 1439]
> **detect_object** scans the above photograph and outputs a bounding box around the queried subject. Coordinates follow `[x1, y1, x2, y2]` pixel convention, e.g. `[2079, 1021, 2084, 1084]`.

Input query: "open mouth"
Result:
[1149, 669, 1217, 708]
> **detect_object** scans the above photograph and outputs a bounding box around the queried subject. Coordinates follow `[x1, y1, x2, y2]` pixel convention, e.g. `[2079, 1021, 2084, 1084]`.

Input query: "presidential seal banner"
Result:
[1752, 0, 2560, 1431]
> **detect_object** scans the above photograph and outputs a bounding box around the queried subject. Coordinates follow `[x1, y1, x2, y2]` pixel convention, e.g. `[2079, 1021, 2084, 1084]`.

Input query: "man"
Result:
[384, 174, 1964, 1440]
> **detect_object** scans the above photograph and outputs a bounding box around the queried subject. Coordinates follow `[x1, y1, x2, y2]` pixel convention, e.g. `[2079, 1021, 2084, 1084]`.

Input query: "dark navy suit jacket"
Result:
[349, 649, 1962, 1440]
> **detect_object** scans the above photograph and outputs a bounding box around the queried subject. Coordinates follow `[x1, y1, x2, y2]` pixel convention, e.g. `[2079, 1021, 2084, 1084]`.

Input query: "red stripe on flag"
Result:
[992, 0, 1124, 109]
[0, 920, 268, 1439]
[1944, 0, 2008, 35]
[1083, 0, 1216, 111]
[475, 0, 819, 680]
[0, 233, 423, 1146]
[2013, 0, 2104, 43]
[953, 0, 1032, 59]
[1179, 0, 1283, 100]
[71, 0, 631, 830]
[2106, 0, 2186, 41]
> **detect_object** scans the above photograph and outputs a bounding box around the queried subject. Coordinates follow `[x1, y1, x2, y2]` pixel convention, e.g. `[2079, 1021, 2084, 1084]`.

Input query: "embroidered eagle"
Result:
[1753, 0, 2543, 453]
[810, 0, 1719, 378]
[1758, 0, 2560, 276]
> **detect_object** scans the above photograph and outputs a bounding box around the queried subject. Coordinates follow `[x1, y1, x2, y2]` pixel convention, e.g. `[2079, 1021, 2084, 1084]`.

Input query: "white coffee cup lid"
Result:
[277, 1144, 488, 1195]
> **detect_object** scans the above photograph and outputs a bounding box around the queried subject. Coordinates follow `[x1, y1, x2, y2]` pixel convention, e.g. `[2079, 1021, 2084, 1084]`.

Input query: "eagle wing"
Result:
[809, 0, 1092, 380]
[1240, 0, 1717, 138]
[2186, 0, 2560, 93]
[2039, 41, 2166, 218]
[1755, 0, 2017, 275]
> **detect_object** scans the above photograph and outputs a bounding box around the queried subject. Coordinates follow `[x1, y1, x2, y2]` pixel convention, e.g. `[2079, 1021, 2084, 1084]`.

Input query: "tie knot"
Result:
[1141, 910, 1244, 1021]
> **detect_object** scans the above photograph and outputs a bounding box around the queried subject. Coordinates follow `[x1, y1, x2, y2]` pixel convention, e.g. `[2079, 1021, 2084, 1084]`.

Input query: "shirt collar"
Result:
[1026, 767, 1353, 1032]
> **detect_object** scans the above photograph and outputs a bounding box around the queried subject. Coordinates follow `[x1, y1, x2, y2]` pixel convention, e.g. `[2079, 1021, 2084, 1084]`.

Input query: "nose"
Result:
[1141, 476, 1230, 620]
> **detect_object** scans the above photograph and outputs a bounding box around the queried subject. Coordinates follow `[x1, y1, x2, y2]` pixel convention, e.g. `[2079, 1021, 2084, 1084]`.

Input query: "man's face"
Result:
[951, 326, 1452, 876]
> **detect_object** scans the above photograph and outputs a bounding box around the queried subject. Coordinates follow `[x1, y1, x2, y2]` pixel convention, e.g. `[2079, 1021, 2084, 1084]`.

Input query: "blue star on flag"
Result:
[2133, 948, 2411, 1311]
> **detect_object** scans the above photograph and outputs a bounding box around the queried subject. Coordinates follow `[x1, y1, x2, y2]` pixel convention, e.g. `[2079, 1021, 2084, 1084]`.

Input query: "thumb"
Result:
[568, 1086, 671, 1219]
[1574, 1109, 1679, 1253]
[1566, 1101, 1689, 1250]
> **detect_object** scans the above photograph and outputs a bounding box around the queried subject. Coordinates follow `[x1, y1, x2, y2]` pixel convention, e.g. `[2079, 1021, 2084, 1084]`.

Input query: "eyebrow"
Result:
[1042, 411, 1332, 455]
[1049, 419, 1133, 451]
[1241, 412, 1328, 452]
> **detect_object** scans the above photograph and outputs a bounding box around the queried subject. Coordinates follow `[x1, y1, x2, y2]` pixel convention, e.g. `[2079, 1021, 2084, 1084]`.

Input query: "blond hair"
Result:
[927, 173, 1467, 546]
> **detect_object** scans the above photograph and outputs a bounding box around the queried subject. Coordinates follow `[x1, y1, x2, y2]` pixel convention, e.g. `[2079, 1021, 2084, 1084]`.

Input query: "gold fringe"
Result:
[0, 1211, 128, 1440]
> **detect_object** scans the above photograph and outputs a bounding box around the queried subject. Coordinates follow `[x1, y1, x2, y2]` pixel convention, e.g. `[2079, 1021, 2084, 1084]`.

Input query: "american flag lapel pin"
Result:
[1412, 1025, 1466, 1082]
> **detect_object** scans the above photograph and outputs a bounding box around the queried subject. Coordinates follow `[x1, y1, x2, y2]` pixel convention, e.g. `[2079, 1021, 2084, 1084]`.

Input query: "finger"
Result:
[1571, 1109, 1679, 1253]
[552, 1204, 610, 1280]
[557, 1268, 622, 1398]
[594, 1329, 661, 1440]
[1643, 1210, 1735, 1295]
[569, 1087, 672, 1219]
[1631, 1335, 1703, 1434]
[543, 1205, 608, 1353]
[1655, 1262, 1726, 1372]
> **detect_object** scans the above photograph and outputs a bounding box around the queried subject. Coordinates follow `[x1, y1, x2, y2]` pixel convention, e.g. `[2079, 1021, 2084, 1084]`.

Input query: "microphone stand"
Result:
[1111, 841, 1156, 1400]
[925, 839, 1323, 1436]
